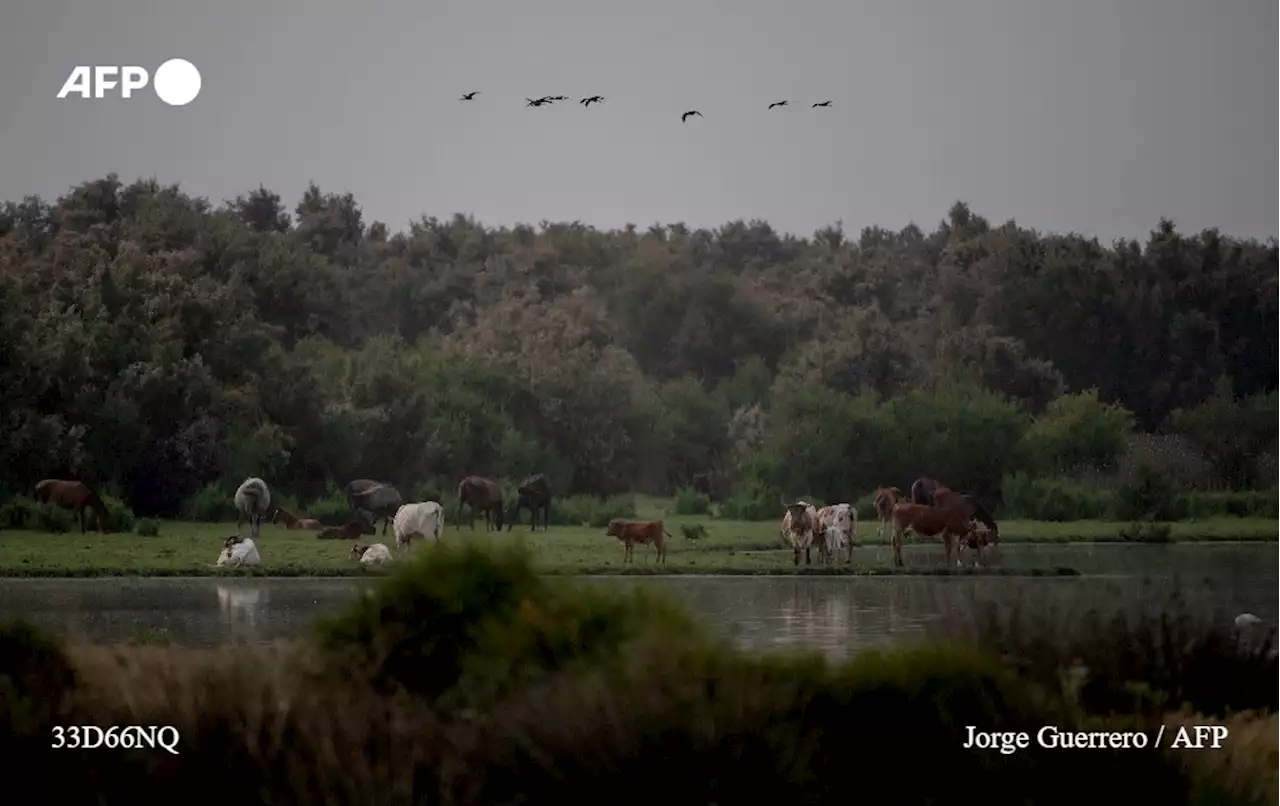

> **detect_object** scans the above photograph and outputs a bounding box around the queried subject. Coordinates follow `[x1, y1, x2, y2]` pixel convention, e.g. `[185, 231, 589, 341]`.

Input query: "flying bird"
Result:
[459, 91, 479, 100]
[526, 97, 551, 107]
[768, 100, 789, 110]
[681, 110, 703, 122]
[812, 100, 832, 107]
[581, 95, 605, 107]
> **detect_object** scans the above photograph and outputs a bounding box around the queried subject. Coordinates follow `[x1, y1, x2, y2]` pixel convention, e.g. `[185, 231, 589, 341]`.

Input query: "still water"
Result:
[0, 543, 1274, 659]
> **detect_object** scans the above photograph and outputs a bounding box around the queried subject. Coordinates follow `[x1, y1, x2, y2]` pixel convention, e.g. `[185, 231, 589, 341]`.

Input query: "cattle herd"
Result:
[30, 472, 1000, 570]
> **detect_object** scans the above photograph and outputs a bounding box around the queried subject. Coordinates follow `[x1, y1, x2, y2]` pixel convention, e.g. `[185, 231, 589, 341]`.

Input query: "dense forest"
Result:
[0, 175, 1275, 519]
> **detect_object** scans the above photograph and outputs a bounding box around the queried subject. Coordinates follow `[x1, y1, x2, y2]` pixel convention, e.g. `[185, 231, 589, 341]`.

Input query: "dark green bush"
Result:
[133, 518, 161, 537]
[181, 483, 237, 523]
[1114, 459, 1186, 520]
[1119, 519, 1174, 543]
[1182, 490, 1279, 519]
[671, 487, 712, 515]
[548, 494, 636, 527]
[100, 494, 135, 532]
[304, 490, 353, 526]
[1002, 473, 1115, 520]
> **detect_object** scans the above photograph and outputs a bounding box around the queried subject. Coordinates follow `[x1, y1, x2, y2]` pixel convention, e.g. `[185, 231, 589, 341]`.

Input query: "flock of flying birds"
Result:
[456, 91, 833, 121]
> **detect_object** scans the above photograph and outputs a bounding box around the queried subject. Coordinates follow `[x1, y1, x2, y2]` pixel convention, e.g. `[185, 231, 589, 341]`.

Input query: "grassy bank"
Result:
[0, 515, 1273, 577]
[2, 541, 1274, 804]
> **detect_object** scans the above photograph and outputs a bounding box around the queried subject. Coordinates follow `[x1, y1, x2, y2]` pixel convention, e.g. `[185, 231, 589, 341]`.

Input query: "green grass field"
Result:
[0, 513, 1272, 577]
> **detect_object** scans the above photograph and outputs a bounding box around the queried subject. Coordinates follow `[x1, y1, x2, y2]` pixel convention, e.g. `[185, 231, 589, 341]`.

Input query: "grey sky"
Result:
[2, 0, 1276, 241]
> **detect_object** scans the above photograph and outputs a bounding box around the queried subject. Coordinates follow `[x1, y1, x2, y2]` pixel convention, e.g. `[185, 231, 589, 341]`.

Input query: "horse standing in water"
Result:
[234, 478, 272, 539]
[34, 479, 110, 534]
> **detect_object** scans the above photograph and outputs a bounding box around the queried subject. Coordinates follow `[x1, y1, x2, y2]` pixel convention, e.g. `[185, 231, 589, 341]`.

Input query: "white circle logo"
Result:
[153, 58, 201, 106]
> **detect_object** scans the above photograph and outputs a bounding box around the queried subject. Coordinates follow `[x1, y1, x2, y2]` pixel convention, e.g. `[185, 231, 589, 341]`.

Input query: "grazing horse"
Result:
[780, 502, 819, 566]
[234, 478, 272, 539]
[508, 473, 551, 532]
[344, 480, 404, 536]
[457, 475, 504, 531]
[872, 486, 903, 541]
[909, 477, 943, 506]
[271, 507, 322, 531]
[34, 479, 110, 534]
[888, 502, 976, 568]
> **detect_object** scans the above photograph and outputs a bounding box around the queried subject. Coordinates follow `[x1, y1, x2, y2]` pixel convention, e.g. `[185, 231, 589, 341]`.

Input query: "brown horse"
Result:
[271, 507, 322, 531]
[872, 486, 903, 541]
[316, 519, 377, 540]
[34, 479, 110, 534]
[457, 475, 504, 531]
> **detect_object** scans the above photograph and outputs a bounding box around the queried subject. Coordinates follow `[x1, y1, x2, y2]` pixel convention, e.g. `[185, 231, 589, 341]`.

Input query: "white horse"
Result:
[234, 478, 271, 538]
[392, 501, 445, 553]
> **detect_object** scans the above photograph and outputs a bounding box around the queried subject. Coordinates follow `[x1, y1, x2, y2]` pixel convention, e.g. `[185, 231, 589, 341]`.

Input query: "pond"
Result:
[0, 543, 1274, 658]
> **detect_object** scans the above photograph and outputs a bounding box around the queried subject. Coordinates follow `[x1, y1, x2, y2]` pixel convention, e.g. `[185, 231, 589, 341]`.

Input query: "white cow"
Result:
[216, 535, 261, 568]
[233, 478, 272, 539]
[817, 503, 857, 564]
[780, 501, 819, 567]
[351, 542, 394, 565]
[392, 501, 444, 553]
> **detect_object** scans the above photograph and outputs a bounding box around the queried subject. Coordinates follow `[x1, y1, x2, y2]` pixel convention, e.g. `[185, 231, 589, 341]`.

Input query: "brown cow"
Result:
[34, 479, 110, 534]
[316, 519, 377, 540]
[936, 488, 998, 536]
[457, 475, 504, 531]
[871, 486, 903, 541]
[889, 502, 976, 568]
[605, 519, 670, 565]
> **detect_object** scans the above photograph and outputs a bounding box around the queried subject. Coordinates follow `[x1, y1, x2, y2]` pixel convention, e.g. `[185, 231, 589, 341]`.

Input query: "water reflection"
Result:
[0, 543, 1272, 658]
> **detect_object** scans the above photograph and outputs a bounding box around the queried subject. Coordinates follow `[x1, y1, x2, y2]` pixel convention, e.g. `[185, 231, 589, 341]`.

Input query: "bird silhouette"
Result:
[768, 101, 789, 110]
[812, 100, 832, 107]
[526, 97, 551, 107]
[547, 95, 570, 102]
[459, 91, 479, 100]
[580, 95, 605, 107]
[681, 110, 703, 122]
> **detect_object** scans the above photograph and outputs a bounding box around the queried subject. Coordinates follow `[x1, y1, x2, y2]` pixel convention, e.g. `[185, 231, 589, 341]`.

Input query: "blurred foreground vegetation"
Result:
[0, 176, 1275, 520]
[0, 541, 1275, 803]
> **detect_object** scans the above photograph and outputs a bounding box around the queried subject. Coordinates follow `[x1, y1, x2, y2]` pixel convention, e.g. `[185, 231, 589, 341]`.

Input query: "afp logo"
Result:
[57, 58, 202, 106]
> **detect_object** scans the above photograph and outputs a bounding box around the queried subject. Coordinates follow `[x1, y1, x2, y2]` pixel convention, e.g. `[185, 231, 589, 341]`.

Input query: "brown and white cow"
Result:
[816, 503, 858, 564]
[605, 519, 670, 565]
[888, 502, 976, 568]
[780, 502, 819, 566]
[957, 523, 999, 567]
[871, 486, 903, 541]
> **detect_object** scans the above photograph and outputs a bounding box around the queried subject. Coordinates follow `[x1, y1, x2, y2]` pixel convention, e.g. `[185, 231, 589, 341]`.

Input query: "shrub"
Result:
[1114, 459, 1185, 520]
[1182, 490, 1279, 519]
[1119, 519, 1174, 543]
[133, 518, 160, 537]
[718, 480, 785, 521]
[548, 495, 636, 528]
[181, 483, 236, 523]
[100, 494, 134, 533]
[671, 487, 711, 516]
[679, 523, 708, 541]
[304, 490, 352, 526]
[1002, 473, 1114, 520]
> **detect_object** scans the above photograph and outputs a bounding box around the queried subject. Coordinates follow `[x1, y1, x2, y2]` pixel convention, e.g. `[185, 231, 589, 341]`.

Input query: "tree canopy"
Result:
[1, 175, 1274, 514]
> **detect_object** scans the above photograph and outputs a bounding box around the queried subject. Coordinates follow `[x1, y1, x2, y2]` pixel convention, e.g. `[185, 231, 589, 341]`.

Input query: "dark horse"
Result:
[34, 479, 111, 534]
[344, 479, 403, 536]
[508, 473, 551, 532]
[457, 475, 504, 531]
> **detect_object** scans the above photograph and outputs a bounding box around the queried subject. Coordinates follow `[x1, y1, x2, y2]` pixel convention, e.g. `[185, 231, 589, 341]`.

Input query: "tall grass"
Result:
[0, 541, 1274, 804]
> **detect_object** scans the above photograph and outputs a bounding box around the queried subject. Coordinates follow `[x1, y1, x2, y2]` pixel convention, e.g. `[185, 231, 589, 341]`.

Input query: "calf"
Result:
[817, 503, 858, 564]
[888, 502, 975, 568]
[780, 502, 819, 566]
[351, 542, 393, 565]
[957, 525, 998, 568]
[605, 519, 670, 565]
[872, 486, 903, 541]
[317, 519, 377, 540]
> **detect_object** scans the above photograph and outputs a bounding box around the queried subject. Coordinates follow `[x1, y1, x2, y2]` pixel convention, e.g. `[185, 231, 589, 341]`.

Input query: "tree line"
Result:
[0, 175, 1274, 518]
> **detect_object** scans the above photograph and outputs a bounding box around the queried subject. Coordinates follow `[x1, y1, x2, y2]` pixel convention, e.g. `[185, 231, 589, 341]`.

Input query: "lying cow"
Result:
[605, 519, 670, 565]
[780, 501, 819, 566]
[817, 503, 858, 564]
[888, 502, 975, 568]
